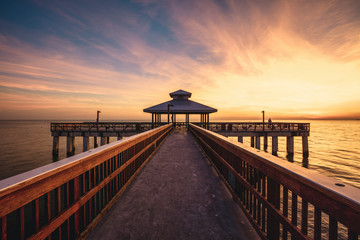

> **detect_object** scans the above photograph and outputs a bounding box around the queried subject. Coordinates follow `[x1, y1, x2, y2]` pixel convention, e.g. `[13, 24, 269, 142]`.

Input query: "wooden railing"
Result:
[189, 124, 360, 240]
[193, 122, 310, 132]
[50, 122, 167, 133]
[0, 124, 172, 240]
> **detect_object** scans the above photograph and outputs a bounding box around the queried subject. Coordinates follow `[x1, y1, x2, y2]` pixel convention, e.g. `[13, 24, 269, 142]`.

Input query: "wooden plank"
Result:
[190, 128, 310, 240]
[35, 198, 39, 232]
[28, 125, 172, 240]
[20, 207, 25, 240]
[282, 187, 288, 240]
[314, 207, 321, 240]
[2, 216, 7, 240]
[189, 124, 360, 232]
[329, 216, 337, 240]
[301, 199, 308, 234]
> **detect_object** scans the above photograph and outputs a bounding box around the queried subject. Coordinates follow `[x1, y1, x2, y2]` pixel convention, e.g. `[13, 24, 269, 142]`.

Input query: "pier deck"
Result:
[87, 130, 259, 240]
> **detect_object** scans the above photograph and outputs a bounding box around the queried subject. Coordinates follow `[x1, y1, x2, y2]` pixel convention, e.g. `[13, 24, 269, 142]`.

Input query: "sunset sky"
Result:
[0, 0, 359, 120]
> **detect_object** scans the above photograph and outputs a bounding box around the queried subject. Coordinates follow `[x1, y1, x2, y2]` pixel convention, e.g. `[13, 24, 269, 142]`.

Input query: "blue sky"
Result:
[0, 0, 360, 120]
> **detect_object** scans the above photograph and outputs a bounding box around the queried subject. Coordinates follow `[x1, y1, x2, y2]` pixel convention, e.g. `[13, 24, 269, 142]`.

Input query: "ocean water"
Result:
[0, 120, 359, 190]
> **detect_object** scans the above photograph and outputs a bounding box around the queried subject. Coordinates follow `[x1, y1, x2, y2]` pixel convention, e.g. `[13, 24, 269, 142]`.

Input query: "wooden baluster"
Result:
[57, 187, 62, 240]
[35, 198, 39, 232]
[267, 177, 280, 240]
[83, 173, 86, 228]
[47, 192, 52, 240]
[348, 229, 358, 240]
[301, 199, 308, 235]
[261, 175, 266, 231]
[314, 207, 321, 240]
[282, 187, 288, 240]
[74, 177, 79, 236]
[2, 216, 7, 240]
[329, 216, 337, 240]
[20, 206, 25, 240]
[292, 192, 298, 226]
[66, 182, 70, 240]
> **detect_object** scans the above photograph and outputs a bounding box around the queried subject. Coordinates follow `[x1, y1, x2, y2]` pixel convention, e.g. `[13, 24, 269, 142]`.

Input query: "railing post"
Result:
[267, 177, 280, 240]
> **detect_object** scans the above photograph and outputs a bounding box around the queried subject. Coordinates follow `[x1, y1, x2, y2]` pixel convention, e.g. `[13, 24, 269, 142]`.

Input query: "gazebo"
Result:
[143, 90, 217, 126]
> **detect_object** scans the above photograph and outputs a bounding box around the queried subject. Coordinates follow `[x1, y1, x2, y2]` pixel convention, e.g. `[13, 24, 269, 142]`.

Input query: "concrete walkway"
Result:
[87, 130, 259, 240]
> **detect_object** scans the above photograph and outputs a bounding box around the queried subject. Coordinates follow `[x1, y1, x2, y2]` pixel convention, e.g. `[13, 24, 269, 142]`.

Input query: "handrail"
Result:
[0, 124, 173, 240]
[189, 123, 359, 240]
[193, 122, 310, 132]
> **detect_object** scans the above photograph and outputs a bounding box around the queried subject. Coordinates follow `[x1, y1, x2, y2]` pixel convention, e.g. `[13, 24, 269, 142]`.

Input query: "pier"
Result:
[1, 123, 360, 240]
[51, 90, 310, 159]
[1, 90, 359, 240]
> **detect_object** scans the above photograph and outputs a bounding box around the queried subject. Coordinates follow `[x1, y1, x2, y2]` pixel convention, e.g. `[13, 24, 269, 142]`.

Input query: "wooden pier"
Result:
[197, 122, 310, 158]
[51, 121, 310, 159]
[1, 124, 360, 240]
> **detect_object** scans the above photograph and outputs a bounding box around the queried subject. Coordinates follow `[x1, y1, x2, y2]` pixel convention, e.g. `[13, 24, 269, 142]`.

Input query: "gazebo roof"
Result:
[143, 90, 217, 114]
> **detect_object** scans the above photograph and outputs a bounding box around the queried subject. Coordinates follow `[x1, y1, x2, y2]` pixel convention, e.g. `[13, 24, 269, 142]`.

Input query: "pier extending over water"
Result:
[1, 123, 359, 240]
[51, 121, 310, 159]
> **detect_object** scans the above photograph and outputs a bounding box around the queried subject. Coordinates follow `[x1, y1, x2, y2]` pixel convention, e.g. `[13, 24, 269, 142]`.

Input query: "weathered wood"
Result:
[2, 216, 7, 240]
[255, 137, 261, 150]
[272, 136, 278, 156]
[302, 136, 309, 158]
[189, 123, 360, 239]
[267, 177, 280, 240]
[52, 136, 59, 157]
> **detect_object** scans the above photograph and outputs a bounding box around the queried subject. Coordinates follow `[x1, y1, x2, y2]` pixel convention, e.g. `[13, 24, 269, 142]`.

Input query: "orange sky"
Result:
[0, 0, 359, 120]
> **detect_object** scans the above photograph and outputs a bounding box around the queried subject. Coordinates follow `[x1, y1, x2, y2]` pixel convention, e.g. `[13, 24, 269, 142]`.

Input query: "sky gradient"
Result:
[0, 0, 359, 120]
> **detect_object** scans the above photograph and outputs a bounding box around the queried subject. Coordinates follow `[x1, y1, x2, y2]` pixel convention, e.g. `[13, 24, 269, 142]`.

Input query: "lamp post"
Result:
[96, 110, 101, 123]
[167, 104, 174, 123]
[262, 110, 265, 131]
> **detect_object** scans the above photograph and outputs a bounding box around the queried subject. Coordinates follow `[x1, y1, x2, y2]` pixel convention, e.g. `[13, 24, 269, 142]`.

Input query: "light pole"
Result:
[96, 110, 101, 123]
[167, 104, 174, 123]
[262, 110, 265, 131]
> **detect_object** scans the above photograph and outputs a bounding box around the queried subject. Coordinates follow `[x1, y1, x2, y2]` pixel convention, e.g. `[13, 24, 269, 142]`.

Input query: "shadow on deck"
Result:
[87, 130, 259, 240]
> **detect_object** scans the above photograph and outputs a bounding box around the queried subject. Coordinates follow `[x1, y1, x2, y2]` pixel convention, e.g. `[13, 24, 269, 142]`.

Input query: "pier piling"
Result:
[66, 136, 75, 157]
[237, 136, 243, 143]
[251, 137, 255, 148]
[94, 137, 98, 148]
[302, 135, 309, 158]
[52, 136, 59, 157]
[264, 135, 268, 151]
[286, 136, 294, 158]
[272, 136, 278, 156]
[255, 136, 261, 150]
[83, 135, 89, 152]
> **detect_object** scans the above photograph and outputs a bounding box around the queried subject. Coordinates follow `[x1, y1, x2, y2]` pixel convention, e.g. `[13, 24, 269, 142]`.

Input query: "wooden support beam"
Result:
[94, 137, 98, 148]
[264, 135, 268, 151]
[251, 137, 255, 148]
[255, 136, 261, 150]
[67, 136, 75, 157]
[287, 136, 294, 158]
[302, 135, 309, 158]
[83, 135, 90, 152]
[238, 136, 243, 143]
[52, 136, 59, 157]
[272, 136, 278, 156]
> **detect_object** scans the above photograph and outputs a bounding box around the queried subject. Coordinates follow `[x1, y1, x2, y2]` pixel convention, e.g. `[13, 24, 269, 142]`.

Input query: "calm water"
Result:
[0, 120, 360, 190]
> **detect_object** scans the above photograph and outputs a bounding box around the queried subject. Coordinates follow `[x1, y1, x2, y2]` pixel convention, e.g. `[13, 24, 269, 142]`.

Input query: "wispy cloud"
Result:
[0, 0, 359, 119]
